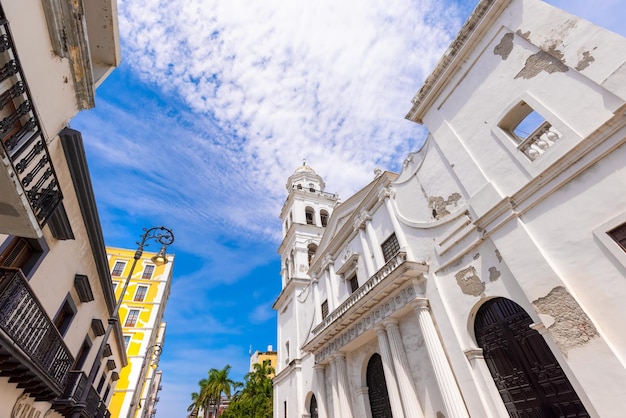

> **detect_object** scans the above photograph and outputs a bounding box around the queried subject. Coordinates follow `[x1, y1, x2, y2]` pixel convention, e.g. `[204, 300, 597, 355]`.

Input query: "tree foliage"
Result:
[220, 360, 274, 418]
[188, 365, 238, 417]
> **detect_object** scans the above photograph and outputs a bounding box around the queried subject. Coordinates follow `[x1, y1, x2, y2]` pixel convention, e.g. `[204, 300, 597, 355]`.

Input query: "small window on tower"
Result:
[320, 210, 329, 227]
[305, 207, 315, 225]
[308, 244, 317, 266]
[309, 183, 315, 192]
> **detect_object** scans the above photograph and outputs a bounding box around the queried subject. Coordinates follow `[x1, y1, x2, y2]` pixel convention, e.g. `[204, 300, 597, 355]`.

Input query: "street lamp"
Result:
[71, 226, 174, 418]
[134, 343, 163, 418]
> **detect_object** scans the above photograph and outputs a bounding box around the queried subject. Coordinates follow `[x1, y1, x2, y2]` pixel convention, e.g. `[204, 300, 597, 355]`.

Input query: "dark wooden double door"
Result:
[475, 298, 589, 417]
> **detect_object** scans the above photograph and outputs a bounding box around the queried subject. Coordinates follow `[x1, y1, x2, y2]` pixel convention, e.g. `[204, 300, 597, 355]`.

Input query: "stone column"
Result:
[374, 325, 405, 418]
[314, 364, 330, 418]
[383, 319, 425, 418]
[356, 386, 373, 418]
[329, 356, 340, 418]
[413, 299, 469, 418]
[312, 278, 321, 323]
[464, 348, 509, 418]
[365, 219, 384, 268]
[380, 188, 412, 259]
[334, 353, 354, 418]
[357, 227, 375, 276]
[324, 259, 337, 311]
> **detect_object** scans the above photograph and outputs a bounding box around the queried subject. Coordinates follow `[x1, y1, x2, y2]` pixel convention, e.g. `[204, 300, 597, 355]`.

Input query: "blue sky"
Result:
[70, 0, 626, 416]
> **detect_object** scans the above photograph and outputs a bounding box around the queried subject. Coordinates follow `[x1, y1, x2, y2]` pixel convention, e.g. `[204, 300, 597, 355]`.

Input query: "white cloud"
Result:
[116, 0, 464, 211]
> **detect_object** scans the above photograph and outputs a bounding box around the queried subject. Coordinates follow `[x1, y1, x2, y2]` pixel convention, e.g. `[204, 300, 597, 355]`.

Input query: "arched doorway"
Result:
[475, 297, 589, 417]
[309, 394, 318, 418]
[366, 353, 393, 418]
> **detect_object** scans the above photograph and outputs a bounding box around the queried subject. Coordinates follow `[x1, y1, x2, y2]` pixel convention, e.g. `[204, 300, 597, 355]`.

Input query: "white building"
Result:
[273, 0, 626, 417]
[0, 0, 123, 417]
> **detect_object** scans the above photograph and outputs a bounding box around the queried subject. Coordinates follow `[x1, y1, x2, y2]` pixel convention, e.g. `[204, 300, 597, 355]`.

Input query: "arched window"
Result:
[305, 207, 315, 225]
[308, 244, 318, 266]
[320, 210, 329, 227]
[309, 183, 316, 192]
[475, 298, 589, 417]
[296, 184, 302, 190]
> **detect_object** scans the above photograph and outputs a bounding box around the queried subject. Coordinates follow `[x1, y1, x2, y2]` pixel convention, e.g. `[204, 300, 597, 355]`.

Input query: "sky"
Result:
[70, 0, 626, 416]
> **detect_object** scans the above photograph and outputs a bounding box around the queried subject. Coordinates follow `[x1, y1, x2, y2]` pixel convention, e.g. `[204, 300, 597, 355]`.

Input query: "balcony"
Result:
[0, 12, 62, 238]
[52, 370, 110, 418]
[311, 251, 428, 338]
[0, 267, 73, 400]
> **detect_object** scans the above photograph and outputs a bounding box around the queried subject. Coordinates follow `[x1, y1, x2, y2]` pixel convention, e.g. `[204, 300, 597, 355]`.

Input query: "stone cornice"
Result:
[311, 284, 421, 364]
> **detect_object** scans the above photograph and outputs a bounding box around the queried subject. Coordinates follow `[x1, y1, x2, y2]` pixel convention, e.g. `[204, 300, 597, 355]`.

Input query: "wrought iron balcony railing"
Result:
[0, 12, 62, 227]
[53, 370, 110, 418]
[0, 268, 74, 400]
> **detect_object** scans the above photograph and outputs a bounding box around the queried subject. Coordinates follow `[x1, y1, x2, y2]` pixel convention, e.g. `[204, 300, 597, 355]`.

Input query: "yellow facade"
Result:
[107, 247, 173, 418]
[250, 348, 278, 378]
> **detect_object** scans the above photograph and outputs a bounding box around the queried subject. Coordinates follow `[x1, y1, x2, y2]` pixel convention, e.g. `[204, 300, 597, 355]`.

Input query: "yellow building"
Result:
[107, 246, 174, 418]
[250, 345, 278, 378]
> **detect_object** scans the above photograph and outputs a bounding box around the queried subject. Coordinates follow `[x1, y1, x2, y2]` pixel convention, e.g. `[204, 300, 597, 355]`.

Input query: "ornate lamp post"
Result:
[71, 226, 174, 418]
[133, 343, 163, 418]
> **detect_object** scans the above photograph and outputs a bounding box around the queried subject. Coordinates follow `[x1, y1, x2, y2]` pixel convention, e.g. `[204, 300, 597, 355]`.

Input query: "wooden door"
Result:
[475, 298, 589, 417]
[367, 353, 394, 418]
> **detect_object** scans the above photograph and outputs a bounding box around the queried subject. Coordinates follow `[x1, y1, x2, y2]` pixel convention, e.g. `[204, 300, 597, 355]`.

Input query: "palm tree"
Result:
[205, 365, 236, 417]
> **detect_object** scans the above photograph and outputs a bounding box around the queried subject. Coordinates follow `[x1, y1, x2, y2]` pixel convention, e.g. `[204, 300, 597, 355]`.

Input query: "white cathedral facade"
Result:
[273, 0, 626, 417]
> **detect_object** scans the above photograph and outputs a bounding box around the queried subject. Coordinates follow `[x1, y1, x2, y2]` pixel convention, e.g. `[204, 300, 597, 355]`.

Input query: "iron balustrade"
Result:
[0, 268, 74, 391]
[55, 370, 109, 418]
[0, 11, 62, 227]
[312, 251, 408, 336]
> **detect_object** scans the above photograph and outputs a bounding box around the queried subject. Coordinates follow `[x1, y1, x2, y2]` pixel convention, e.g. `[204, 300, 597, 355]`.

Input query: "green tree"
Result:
[188, 366, 238, 418]
[206, 365, 237, 417]
[222, 360, 274, 418]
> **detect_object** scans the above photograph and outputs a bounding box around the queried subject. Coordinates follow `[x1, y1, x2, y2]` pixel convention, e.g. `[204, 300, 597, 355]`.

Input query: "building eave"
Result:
[59, 128, 127, 366]
[405, 0, 510, 124]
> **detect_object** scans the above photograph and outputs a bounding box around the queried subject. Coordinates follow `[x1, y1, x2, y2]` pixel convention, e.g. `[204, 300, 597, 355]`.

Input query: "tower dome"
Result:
[286, 162, 326, 192]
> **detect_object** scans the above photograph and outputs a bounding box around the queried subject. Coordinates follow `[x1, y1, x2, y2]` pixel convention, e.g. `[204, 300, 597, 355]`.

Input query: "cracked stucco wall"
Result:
[533, 286, 598, 353]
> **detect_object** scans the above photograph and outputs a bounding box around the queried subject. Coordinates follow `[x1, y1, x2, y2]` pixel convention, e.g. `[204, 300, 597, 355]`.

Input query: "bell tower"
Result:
[273, 162, 338, 392]
[279, 162, 338, 287]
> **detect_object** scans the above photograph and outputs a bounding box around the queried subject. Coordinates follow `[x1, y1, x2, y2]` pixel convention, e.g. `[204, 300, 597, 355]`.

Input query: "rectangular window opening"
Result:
[0, 236, 45, 277]
[142, 265, 155, 280]
[349, 275, 359, 293]
[125, 309, 140, 327]
[381, 233, 400, 263]
[499, 101, 561, 161]
[74, 336, 92, 371]
[54, 295, 77, 336]
[134, 285, 149, 302]
[608, 223, 626, 252]
[111, 261, 125, 276]
[321, 300, 329, 319]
